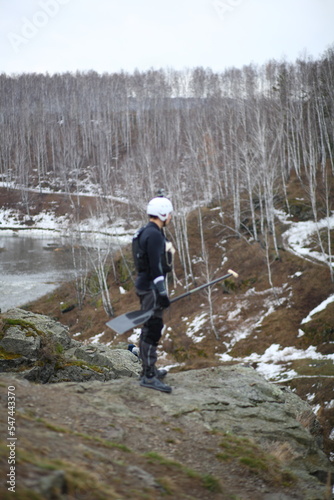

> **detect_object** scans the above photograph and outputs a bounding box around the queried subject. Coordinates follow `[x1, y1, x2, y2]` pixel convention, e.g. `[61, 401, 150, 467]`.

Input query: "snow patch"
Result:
[185, 312, 207, 343]
[218, 344, 334, 381]
[301, 294, 334, 324]
[89, 332, 106, 344]
[128, 329, 141, 345]
[282, 214, 334, 266]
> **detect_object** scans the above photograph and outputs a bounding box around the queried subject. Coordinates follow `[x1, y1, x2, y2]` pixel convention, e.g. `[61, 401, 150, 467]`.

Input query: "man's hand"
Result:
[157, 293, 170, 309]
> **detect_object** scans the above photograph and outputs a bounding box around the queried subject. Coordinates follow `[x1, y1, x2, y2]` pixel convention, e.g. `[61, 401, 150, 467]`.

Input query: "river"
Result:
[0, 234, 80, 312]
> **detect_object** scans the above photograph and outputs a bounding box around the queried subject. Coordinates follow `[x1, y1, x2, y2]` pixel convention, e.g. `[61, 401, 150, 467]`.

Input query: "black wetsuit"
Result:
[135, 221, 168, 294]
[134, 221, 172, 376]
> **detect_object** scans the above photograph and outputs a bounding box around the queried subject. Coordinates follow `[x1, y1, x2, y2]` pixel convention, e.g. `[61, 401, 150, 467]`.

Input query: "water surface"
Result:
[0, 234, 78, 312]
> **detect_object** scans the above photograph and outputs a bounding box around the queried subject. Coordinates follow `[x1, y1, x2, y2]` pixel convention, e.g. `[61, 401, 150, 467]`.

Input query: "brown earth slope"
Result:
[1, 182, 334, 469]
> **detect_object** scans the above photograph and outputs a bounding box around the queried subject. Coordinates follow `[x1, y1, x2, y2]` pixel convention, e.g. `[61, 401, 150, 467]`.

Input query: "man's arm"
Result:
[147, 231, 170, 307]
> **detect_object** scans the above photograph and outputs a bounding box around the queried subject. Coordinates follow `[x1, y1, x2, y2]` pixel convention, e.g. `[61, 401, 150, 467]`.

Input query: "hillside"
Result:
[1, 59, 334, 498]
[1, 174, 333, 467]
[0, 307, 332, 500]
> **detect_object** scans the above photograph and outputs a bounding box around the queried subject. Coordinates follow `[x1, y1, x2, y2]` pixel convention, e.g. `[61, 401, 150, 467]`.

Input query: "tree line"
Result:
[0, 47, 333, 303]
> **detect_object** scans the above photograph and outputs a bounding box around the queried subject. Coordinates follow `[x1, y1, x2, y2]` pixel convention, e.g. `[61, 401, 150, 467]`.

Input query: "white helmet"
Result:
[146, 197, 173, 222]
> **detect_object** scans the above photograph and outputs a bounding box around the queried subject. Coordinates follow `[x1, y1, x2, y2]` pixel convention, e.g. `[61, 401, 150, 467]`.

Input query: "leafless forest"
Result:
[1, 48, 333, 289]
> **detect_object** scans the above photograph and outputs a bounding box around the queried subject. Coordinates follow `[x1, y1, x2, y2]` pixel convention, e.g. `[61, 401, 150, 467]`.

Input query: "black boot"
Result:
[140, 366, 172, 393]
[138, 339, 170, 388]
[155, 367, 168, 380]
[138, 366, 167, 380]
[140, 375, 172, 393]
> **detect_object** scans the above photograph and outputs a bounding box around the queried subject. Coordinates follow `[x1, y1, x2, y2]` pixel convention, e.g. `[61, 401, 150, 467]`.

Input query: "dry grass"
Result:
[4, 177, 334, 466]
[262, 441, 299, 463]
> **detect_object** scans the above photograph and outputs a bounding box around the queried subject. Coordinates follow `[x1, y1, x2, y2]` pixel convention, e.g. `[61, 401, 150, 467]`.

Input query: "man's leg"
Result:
[136, 289, 171, 393]
[139, 337, 168, 380]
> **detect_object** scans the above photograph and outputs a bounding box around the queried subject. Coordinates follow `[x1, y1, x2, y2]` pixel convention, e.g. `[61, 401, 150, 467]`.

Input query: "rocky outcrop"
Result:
[0, 308, 141, 382]
[1, 366, 333, 499]
[0, 309, 333, 499]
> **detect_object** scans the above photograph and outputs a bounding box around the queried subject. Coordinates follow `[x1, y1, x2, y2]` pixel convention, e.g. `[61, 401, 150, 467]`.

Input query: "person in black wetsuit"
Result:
[133, 195, 174, 393]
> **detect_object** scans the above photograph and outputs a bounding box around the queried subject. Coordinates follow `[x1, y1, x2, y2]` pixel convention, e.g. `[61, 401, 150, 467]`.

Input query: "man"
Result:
[133, 195, 174, 393]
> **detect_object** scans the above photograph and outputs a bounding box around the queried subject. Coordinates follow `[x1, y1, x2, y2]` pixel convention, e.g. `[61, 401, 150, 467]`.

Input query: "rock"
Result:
[0, 356, 32, 371]
[263, 494, 295, 500]
[0, 308, 141, 382]
[74, 344, 141, 378]
[0, 309, 333, 499]
[2, 308, 72, 349]
[38, 470, 66, 499]
[126, 465, 162, 490]
[1, 365, 332, 500]
[0, 325, 41, 357]
[24, 466, 66, 499]
[24, 363, 56, 384]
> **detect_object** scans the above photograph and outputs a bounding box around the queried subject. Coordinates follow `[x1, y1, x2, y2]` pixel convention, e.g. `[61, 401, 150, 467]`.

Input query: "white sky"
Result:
[1, 0, 334, 75]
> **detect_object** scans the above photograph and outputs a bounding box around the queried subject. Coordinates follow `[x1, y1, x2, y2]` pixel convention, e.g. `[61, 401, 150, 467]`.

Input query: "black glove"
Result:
[157, 293, 170, 309]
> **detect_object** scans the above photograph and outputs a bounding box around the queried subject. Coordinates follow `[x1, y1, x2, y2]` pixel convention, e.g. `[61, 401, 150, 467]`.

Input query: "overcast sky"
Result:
[1, 0, 333, 75]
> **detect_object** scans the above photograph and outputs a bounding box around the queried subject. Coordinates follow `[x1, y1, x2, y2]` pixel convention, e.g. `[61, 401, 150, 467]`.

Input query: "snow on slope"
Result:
[301, 294, 334, 324]
[1, 195, 333, 384]
[179, 211, 334, 382]
[280, 211, 334, 267]
[0, 207, 133, 245]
